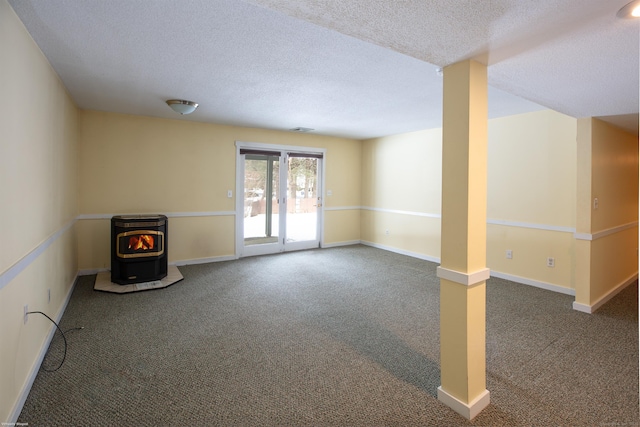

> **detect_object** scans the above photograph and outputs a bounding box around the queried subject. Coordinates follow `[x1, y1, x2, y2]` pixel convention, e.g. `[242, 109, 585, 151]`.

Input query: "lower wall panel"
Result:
[77, 216, 236, 270]
[1, 225, 78, 423]
[78, 209, 362, 271]
[324, 209, 361, 245]
[360, 213, 575, 293]
[487, 224, 575, 291]
[169, 216, 235, 262]
[360, 210, 441, 261]
[590, 226, 638, 305]
[76, 219, 111, 271]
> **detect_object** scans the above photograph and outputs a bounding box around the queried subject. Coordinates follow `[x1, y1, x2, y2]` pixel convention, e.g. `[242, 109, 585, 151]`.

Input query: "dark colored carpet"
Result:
[18, 245, 639, 426]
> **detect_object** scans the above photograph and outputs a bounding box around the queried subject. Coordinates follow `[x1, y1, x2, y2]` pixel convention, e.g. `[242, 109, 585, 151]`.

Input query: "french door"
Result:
[236, 143, 324, 257]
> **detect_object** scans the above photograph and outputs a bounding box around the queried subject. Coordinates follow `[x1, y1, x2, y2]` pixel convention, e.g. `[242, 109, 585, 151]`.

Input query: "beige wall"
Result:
[361, 128, 442, 259]
[487, 110, 577, 226]
[78, 111, 362, 269]
[575, 118, 638, 309]
[0, 0, 79, 422]
[487, 110, 577, 290]
[591, 119, 638, 231]
[362, 110, 580, 291]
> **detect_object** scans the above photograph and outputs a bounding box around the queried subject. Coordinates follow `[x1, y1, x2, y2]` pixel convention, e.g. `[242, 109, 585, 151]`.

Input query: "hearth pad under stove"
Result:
[94, 265, 183, 294]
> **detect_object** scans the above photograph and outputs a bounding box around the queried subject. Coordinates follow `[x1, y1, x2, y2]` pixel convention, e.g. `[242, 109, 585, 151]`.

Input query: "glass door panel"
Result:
[243, 155, 280, 255]
[284, 156, 319, 250]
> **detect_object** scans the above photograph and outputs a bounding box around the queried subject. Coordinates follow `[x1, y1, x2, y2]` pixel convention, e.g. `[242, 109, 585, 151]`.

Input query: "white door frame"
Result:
[235, 141, 326, 258]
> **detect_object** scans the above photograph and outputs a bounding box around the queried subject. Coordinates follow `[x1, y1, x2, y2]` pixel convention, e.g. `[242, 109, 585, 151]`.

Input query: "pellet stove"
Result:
[111, 215, 168, 285]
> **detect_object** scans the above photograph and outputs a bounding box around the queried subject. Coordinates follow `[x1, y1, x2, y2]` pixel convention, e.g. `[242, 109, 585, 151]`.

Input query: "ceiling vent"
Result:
[289, 127, 314, 133]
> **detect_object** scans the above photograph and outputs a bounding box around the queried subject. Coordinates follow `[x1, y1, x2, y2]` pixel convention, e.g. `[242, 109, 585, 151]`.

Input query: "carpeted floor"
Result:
[18, 245, 639, 426]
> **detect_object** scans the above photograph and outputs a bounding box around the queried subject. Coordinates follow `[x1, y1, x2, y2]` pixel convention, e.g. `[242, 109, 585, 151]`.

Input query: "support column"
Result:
[437, 59, 490, 420]
[574, 118, 593, 312]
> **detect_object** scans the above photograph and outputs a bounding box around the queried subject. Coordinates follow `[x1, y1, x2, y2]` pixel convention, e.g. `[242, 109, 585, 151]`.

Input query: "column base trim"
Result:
[572, 301, 592, 314]
[437, 386, 490, 420]
[437, 266, 490, 286]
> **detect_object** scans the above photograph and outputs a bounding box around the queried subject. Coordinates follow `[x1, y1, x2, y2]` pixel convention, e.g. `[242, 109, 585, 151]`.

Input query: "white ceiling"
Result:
[8, 0, 639, 139]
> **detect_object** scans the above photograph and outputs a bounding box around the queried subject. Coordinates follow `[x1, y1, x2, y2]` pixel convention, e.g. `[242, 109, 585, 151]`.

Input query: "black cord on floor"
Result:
[26, 311, 78, 372]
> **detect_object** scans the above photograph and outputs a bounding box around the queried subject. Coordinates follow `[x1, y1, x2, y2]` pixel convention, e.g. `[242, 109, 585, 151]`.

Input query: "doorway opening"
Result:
[236, 142, 324, 257]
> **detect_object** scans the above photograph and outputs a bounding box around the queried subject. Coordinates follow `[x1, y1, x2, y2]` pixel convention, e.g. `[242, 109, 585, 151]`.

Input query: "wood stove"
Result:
[111, 215, 168, 285]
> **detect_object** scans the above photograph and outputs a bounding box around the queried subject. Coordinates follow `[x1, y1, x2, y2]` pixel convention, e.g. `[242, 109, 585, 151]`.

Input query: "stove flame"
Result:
[128, 234, 155, 251]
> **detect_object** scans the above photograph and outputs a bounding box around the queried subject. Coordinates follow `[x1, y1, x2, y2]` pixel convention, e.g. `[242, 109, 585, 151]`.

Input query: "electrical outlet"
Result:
[227, 190, 233, 198]
[506, 250, 513, 259]
[547, 257, 555, 268]
[24, 305, 28, 324]
[593, 198, 599, 209]
[385, 229, 389, 235]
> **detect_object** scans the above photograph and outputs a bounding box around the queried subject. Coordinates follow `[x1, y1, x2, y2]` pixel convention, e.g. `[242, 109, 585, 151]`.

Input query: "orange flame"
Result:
[128, 234, 154, 251]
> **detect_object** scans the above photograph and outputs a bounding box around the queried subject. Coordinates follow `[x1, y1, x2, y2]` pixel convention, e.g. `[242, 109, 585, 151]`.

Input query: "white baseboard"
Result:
[358, 242, 576, 297]
[78, 255, 239, 275]
[172, 255, 237, 266]
[78, 267, 109, 276]
[572, 273, 638, 314]
[321, 240, 361, 248]
[490, 271, 575, 296]
[9, 274, 78, 424]
[360, 240, 441, 264]
[437, 387, 490, 420]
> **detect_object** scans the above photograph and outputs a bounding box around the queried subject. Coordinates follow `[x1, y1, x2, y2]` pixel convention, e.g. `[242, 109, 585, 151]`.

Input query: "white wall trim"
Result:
[9, 274, 78, 424]
[0, 218, 77, 291]
[572, 273, 638, 314]
[324, 206, 362, 211]
[490, 271, 575, 296]
[487, 218, 575, 234]
[437, 387, 490, 420]
[361, 206, 441, 219]
[573, 232, 593, 241]
[360, 240, 441, 264]
[76, 214, 111, 220]
[322, 240, 362, 248]
[361, 209, 577, 233]
[437, 267, 491, 287]
[77, 211, 236, 220]
[573, 221, 638, 241]
[167, 211, 236, 218]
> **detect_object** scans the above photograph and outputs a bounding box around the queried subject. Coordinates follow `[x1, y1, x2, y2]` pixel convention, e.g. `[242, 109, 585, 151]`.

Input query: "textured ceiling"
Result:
[7, 0, 639, 138]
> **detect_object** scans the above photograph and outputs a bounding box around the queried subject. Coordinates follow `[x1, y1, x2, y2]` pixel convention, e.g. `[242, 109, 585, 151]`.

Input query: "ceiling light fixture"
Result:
[289, 127, 314, 133]
[166, 99, 198, 115]
[617, 0, 640, 19]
